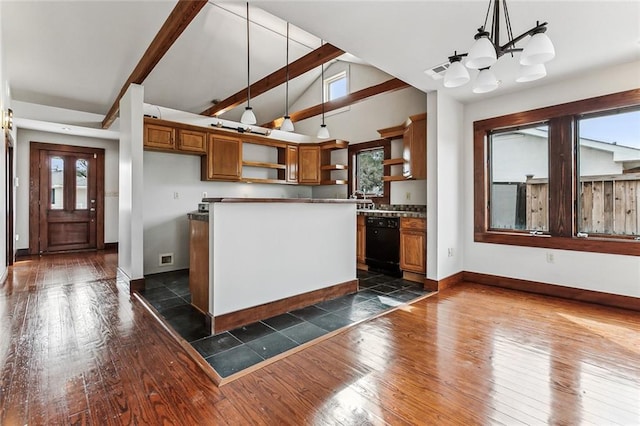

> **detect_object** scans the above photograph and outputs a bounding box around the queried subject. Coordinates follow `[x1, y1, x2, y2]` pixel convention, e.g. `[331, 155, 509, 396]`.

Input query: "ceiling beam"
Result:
[261, 78, 410, 129]
[200, 43, 344, 117]
[102, 0, 208, 129]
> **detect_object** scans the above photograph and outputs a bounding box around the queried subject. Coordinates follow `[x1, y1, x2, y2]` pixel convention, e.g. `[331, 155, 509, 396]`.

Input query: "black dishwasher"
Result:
[365, 216, 401, 277]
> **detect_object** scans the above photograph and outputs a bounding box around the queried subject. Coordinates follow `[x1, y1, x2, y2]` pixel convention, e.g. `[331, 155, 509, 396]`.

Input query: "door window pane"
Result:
[50, 156, 64, 210]
[356, 148, 383, 196]
[489, 125, 549, 231]
[76, 159, 88, 209]
[578, 108, 640, 236]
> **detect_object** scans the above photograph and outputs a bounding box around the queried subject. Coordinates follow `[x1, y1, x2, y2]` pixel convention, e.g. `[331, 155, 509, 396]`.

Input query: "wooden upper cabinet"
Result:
[403, 115, 426, 180]
[202, 134, 242, 181]
[177, 129, 206, 154]
[144, 122, 175, 150]
[298, 144, 321, 185]
[285, 145, 298, 183]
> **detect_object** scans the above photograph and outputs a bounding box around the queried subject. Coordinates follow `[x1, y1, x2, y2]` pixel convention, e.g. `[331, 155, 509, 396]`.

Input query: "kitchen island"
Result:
[189, 198, 369, 333]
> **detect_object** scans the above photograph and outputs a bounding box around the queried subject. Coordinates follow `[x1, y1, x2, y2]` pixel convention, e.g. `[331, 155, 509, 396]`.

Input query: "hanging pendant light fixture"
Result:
[240, 2, 256, 125]
[280, 22, 294, 132]
[317, 44, 330, 139]
[441, 0, 555, 93]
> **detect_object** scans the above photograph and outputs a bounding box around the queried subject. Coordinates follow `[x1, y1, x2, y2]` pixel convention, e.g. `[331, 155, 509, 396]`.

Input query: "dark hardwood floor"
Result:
[1, 251, 638, 425]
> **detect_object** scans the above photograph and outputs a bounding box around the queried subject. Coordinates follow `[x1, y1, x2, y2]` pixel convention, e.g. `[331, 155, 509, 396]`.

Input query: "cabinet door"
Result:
[409, 117, 426, 179]
[144, 123, 175, 150]
[178, 129, 206, 154]
[400, 231, 426, 274]
[356, 215, 366, 265]
[189, 219, 209, 313]
[286, 145, 298, 183]
[298, 145, 321, 185]
[204, 135, 241, 180]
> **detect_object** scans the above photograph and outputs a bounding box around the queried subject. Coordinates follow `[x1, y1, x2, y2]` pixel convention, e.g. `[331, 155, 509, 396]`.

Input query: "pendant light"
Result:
[317, 46, 330, 139]
[240, 2, 256, 125]
[280, 22, 294, 132]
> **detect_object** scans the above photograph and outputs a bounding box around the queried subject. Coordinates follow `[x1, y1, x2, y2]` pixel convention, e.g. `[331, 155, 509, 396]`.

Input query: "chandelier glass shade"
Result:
[443, 0, 555, 93]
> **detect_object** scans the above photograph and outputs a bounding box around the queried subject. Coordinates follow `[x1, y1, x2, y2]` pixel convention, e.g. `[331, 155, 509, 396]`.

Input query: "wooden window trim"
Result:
[348, 139, 390, 204]
[474, 88, 640, 256]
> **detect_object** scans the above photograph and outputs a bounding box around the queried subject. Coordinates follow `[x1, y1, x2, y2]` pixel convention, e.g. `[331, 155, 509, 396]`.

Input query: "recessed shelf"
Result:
[383, 158, 404, 166]
[320, 179, 348, 185]
[321, 164, 347, 171]
[241, 178, 295, 185]
[383, 175, 406, 182]
[242, 161, 286, 170]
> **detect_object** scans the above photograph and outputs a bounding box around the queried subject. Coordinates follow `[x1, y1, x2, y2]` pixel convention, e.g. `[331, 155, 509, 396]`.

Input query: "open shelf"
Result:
[320, 179, 348, 185]
[383, 158, 403, 166]
[241, 178, 295, 185]
[242, 160, 286, 170]
[383, 175, 406, 182]
[320, 140, 349, 150]
[321, 164, 347, 171]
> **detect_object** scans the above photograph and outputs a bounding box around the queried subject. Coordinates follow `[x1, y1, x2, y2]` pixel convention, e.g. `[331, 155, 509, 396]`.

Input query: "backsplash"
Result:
[377, 204, 426, 212]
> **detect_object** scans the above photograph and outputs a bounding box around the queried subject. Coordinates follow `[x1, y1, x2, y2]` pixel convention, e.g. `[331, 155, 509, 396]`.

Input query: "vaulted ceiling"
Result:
[2, 1, 639, 136]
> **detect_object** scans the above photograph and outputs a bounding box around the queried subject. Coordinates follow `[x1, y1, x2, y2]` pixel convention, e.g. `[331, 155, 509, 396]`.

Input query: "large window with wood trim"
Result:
[474, 89, 640, 256]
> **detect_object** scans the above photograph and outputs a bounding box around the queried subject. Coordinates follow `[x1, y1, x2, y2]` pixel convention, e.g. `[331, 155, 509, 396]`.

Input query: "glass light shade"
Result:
[317, 123, 330, 139]
[516, 63, 547, 83]
[240, 106, 256, 125]
[280, 116, 294, 132]
[444, 60, 470, 88]
[520, 32, 555, 66]
[473, 68, 499, 93]
[466, 36, 497, 69]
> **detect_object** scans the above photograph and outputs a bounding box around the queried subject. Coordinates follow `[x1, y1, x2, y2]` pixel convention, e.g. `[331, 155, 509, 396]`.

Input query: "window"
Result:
[577, 108, 640, 237]
[324, 71, 348, 101]
[489, 125, 549, 231]
[348, 140, 390, 203]
[474, 89, 640, 256]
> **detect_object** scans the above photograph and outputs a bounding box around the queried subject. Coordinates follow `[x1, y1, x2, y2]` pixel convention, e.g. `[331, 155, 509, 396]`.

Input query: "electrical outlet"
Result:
[447, 248, 454, 257]
[201, 191, 207, 199]
[15, 234, 19, 241]
[173, 192, 179, 199]
[405, 192, 411, 201]
[546, 252, 554, 263]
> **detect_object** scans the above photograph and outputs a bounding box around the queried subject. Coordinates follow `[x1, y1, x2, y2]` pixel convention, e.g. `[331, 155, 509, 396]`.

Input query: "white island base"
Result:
[204, 198, 364, 332]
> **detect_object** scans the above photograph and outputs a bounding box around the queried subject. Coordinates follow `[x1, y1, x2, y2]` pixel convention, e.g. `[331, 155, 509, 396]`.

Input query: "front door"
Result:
[30, 143, 105, 254]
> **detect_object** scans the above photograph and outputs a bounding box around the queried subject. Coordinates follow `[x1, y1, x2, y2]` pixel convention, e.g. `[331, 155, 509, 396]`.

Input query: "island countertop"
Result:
[202, 197, 372, 204]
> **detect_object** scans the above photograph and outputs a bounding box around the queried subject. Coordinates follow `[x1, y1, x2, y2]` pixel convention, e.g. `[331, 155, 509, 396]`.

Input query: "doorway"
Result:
[5, 133, 14, 265]
[29, 142, 105, 254]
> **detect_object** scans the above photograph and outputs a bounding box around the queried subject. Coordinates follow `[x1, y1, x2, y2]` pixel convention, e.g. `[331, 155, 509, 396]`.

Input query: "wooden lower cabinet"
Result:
[400, 217, 426, 274]
[356, 215, 366, 267]
[189, 219, 209, 313]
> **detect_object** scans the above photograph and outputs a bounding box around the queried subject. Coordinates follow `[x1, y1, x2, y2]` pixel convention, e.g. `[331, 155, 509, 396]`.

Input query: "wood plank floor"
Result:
[1, 252, 639, 425]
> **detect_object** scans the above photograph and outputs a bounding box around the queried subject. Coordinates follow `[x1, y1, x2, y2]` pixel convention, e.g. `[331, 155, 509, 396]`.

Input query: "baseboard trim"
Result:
[424, 271, 464, 292]
[213, 279, 359, 333]
[463, 271, 639, 312]
[117, 267, 146, 293]
[16, 249, 30, 258]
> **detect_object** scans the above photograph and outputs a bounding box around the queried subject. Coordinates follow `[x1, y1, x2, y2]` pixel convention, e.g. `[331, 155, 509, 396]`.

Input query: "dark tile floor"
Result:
[140, 269, 432, 378]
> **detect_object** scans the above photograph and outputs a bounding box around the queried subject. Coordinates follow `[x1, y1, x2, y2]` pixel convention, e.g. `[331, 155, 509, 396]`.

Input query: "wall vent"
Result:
[159, 253, 174, 266]
[424, 61, 450, 80]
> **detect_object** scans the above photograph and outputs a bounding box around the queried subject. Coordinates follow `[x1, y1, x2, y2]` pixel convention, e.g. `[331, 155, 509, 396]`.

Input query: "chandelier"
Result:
[444, 0, 555, 93]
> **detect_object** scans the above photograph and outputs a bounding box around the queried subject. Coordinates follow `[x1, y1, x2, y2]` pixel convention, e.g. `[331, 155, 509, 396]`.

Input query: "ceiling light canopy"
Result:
[443, 0, 555, 93]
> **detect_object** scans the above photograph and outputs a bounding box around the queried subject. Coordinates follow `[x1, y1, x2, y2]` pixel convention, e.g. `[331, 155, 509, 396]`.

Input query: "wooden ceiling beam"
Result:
[200, 43, 344, 117]
[102, 0, 208, 129]
[261, 78, 410, 129]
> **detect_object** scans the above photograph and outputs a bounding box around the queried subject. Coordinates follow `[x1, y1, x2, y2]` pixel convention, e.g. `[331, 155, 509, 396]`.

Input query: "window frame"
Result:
[474, 88, 640, 256]
[348, 139, 390, 204]
[324, 70, 348, 101]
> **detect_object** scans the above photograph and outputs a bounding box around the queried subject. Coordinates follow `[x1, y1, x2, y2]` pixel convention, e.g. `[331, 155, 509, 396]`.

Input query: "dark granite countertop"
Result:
[357, 209, 426, 219]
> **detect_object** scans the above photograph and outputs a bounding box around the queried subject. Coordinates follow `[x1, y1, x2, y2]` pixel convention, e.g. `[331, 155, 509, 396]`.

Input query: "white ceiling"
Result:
[2, 1, 639, 134]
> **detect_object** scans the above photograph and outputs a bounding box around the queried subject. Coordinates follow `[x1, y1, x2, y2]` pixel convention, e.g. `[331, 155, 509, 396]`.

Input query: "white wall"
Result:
[0, 3, 8, 279]
[300, 63, 427, 202]
[143, 151, 312, 275]
[118, 84, 145, 282]
[14, 129, 119, 249]
[463, 60, 640, 298]
[426, 92, 464, 281]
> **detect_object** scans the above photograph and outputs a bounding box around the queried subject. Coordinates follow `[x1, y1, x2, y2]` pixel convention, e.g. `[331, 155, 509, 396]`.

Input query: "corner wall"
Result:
[462, 60, 640, 298]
